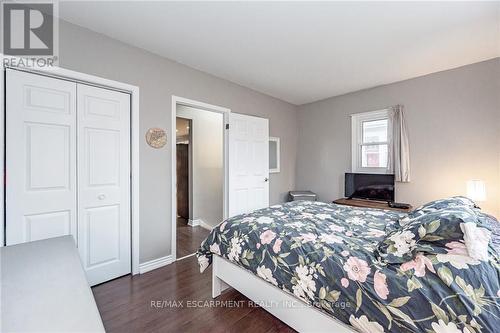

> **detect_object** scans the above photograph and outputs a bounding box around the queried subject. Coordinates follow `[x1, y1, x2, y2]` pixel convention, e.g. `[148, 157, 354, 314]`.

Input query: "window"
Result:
[351, 109, 392, 174]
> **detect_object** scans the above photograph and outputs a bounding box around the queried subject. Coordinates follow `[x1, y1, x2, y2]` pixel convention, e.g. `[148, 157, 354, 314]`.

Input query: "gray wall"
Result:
[296, 58, 500, 218]
[58, 21, 298, 263]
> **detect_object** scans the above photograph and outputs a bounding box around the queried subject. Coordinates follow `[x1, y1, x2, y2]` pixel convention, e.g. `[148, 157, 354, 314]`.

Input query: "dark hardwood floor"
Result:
[92, 256, 295, 333]
[176, 217, 211, 258]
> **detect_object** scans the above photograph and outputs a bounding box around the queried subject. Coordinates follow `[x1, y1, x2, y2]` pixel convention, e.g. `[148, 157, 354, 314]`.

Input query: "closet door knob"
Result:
[97, 194, 106, 200]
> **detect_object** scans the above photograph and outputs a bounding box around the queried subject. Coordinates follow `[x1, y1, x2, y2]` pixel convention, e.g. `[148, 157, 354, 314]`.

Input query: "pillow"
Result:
[399, 196, 478, 226]
[377, 206, 486, 263]
[475, 212, 500, 254]
[460, 222, 491, 261]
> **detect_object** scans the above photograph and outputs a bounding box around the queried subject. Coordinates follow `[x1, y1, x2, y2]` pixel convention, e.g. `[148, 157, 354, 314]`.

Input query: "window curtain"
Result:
[391, 105, 410, 182]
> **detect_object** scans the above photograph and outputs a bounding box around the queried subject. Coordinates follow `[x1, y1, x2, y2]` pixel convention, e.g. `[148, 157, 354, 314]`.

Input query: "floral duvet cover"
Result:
[197, 201, 500, 333]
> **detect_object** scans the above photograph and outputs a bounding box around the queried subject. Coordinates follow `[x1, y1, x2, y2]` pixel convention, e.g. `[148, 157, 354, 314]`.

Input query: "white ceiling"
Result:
[59, 1, 500, 105]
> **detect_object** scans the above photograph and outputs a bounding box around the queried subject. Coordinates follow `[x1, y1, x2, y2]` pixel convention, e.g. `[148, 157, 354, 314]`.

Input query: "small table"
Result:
[333, 198, 413, 213]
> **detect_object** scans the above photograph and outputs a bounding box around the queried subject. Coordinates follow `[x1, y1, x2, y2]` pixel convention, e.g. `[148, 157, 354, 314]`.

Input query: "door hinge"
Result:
[225, 124, 229, 130]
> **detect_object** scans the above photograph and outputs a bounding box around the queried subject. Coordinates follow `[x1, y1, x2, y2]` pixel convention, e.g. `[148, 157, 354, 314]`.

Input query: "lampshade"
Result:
[466, 180, 486, 202]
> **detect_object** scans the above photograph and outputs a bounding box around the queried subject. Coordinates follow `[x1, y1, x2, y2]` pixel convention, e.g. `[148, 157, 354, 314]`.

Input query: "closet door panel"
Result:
[86, 128, 120, 187]
[77, 84, 131, 286]
[6, 69, 77, 245]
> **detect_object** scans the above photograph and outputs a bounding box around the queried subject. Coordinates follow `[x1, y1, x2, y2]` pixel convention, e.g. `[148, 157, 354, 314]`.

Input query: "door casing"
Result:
[171, 96, 271, 262]
[171, 96, 230, 261]
[0, 63, 140, 276]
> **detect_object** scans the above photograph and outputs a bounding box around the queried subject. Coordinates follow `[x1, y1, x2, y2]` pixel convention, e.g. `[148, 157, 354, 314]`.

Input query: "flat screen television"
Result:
[345, 173, 395, 202]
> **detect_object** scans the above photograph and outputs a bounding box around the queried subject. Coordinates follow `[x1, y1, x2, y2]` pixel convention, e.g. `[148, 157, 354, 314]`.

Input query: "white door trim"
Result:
[171, 96, 230, 261]
[0, 68, 4, 248]
[1, 63, 140, 276]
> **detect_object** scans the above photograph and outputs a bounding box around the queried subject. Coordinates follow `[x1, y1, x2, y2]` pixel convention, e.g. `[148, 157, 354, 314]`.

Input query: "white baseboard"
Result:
[188, 219, 214, 231]
[139, 255, 173, 274]
[188, 218, 202, 227]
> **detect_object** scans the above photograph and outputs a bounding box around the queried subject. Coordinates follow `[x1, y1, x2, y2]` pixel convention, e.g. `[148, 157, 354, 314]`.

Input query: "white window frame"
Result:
[351, 109, 393, 174]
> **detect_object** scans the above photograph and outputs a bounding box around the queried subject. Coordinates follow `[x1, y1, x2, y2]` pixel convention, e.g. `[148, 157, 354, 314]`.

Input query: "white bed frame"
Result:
[212, 255, 357, 332]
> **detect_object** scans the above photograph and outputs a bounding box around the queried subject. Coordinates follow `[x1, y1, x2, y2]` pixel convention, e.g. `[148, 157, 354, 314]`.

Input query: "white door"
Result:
[228, 113, 269, 217]
[6, 69, 132, 286]
[6, 69, 77, 245]
[77, 84, 131, 286]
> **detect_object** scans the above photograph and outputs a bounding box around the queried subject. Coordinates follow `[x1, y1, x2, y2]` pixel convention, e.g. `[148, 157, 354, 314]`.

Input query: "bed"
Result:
[197, 199, 500, 333]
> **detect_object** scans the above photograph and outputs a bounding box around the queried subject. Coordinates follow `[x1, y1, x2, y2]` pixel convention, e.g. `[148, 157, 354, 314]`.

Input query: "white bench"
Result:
[1, 236, 105, 332]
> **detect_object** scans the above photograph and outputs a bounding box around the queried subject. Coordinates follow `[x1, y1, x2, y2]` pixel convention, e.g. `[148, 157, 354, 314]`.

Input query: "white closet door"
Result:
[77, 84, 131, 286]
[6, 69, 77, 245]
[228, 113, 269, 217]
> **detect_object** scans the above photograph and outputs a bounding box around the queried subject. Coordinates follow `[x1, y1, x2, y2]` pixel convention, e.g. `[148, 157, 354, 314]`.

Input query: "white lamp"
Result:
[466, 180, 486, 202]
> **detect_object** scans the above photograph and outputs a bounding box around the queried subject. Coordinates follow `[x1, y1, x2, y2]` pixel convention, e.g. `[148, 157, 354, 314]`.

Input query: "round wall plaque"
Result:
[145, 128, 167, 149]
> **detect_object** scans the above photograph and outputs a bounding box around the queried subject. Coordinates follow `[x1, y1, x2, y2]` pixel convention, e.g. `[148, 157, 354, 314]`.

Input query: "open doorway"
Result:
[175, 106, 224, 259]
[176, 117, 191, 221]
